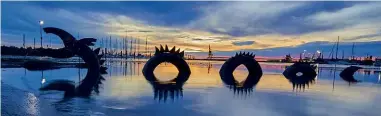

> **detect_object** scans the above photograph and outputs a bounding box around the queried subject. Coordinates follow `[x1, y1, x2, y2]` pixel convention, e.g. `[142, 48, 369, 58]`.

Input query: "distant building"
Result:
[281, 54, 293, 62]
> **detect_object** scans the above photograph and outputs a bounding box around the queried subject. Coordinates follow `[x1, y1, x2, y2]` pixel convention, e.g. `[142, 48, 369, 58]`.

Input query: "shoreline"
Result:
[2, 55, 381, 70]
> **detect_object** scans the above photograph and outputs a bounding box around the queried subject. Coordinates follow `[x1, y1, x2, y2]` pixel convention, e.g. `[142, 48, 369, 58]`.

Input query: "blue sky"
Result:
[2, 1, 381, 58]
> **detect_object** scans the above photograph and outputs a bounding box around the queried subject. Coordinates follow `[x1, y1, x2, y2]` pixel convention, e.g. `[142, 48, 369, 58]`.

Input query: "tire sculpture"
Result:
[282, 62, 316, 90]
[39, 27, 107, 97]
[142, 45, 190, 102]
[219, 52, 262, 95]
[142, 45, 191, 83]
[340, 66, 362, 83]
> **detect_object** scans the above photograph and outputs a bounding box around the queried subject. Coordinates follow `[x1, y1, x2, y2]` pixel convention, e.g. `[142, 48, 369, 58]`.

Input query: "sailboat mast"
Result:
[101, 38, 104, 54]
[134, 38, 136, 59]
[23, 34, 25, 48]
[137, 38, 140, 59]
[130, 37, 133, 56]
[125, 39, 128, 59]
[77, 33, 81, 81]
[109, 36, 112, 56]
[145, 37, 148, 57]
[125, 39, 127, 58]
[351, 42, 355, 60]
[125, 31, 128, 59]
[116, 38, 118, 56]
[34, 37, 36, 49]
[49, 37, 52, 48]
[105, 36, 108, 58]
[335, 36, 339, 60]
[329, 42, 335, 60]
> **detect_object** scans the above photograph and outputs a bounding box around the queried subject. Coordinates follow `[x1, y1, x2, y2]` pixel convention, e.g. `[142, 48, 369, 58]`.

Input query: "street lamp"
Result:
[317, 50, 321, 59]
[303, 50, 307, 58]
[39, 20, 44, 48]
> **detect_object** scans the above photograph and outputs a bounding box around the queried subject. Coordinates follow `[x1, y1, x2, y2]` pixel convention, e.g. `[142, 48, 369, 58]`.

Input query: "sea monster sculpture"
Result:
[282, 62, 317, 91]
[142, 45, 190, 102]
[39, 27, 107, 97]
[219, 52, 263, 95]
[340, 66, 362, 83]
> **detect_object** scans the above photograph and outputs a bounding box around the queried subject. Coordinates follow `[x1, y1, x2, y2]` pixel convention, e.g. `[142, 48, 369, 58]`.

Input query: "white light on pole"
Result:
[317, 50, 322, 59]
[39, 20, 44, 48]
[303, 50, 307, 58]
[41, 78, 46, 84]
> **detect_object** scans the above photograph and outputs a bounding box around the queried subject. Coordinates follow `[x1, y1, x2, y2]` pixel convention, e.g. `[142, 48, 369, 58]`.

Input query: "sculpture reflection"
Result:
[144, 69, 187, 102]
[38, 27, 107, 98]
[219, 52, 262, 95]
[220, 74, 261, 96]
[149, 81, 185, 102]
[142, 45, 190, 102]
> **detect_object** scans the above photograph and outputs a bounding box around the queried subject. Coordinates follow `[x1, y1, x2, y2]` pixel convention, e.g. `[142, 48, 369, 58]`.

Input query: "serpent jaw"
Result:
[39, 27, 107, 98]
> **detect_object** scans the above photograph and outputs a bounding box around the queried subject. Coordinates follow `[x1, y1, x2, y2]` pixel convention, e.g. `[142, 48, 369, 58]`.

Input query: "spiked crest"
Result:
[93, 47, 107, 93]
[154, 45, 185, 57]
[234, 51, 255, 58]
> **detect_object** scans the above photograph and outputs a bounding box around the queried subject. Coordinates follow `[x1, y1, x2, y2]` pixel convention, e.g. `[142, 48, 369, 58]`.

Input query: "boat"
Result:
[374, 58, 381, 66]
[325, 36, 353, 65]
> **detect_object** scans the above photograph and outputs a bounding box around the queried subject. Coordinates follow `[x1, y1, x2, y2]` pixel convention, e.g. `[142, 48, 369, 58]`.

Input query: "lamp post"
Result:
[39, 20, 44, 48]
[303, 50, 307, 59]
[317, 50, 321, 59]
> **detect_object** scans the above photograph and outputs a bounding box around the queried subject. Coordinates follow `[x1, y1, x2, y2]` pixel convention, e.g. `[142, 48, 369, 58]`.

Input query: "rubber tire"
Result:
[219, 56, 263, 87]
[282, 62, 317, 84]
[142, 53, 191, 84]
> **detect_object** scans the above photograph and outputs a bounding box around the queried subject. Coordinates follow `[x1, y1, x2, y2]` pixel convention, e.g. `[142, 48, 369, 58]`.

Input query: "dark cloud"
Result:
[191, 38, 216, 41]
[188, 2, 373, 37]
[232, 41, 255, 46]
[3, 1, 381, 57]
[138, 30, 153, 32]
[192, 38, 203, 41]
[348, 33, 381, 41]
[211, 41, 381, 57]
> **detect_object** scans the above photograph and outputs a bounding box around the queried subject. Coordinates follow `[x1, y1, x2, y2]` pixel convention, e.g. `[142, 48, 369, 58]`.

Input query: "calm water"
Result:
[2, 60, 381, 116]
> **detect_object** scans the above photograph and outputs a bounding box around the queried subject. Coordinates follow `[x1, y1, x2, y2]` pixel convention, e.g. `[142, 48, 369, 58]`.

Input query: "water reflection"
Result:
[3, 60, 381, 115]
[220, 75, 259, 96]
[219, 55, 262, 96]
[207, 62, 212, 74]
[150, 82, 184, 102]
[143, 57, 190, 102]
[143, 63, 187, 102]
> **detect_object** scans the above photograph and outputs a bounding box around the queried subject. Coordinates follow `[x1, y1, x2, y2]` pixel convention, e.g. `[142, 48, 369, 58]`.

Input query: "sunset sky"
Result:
[2, 1, 381, 58]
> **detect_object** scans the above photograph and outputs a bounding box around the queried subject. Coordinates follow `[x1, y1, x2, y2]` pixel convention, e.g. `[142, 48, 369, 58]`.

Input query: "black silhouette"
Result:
[23, 60, 61, 71]
[340, 66, 362, 83]
[142, 45, 191, 83]
[282, 62, 317, 90]
[142, 45, 190, 102]
[1, 46, 74, 57]
[147, 80, 185, 102]
[219, 52, 262, 95]
[38, 27, 107, 97]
